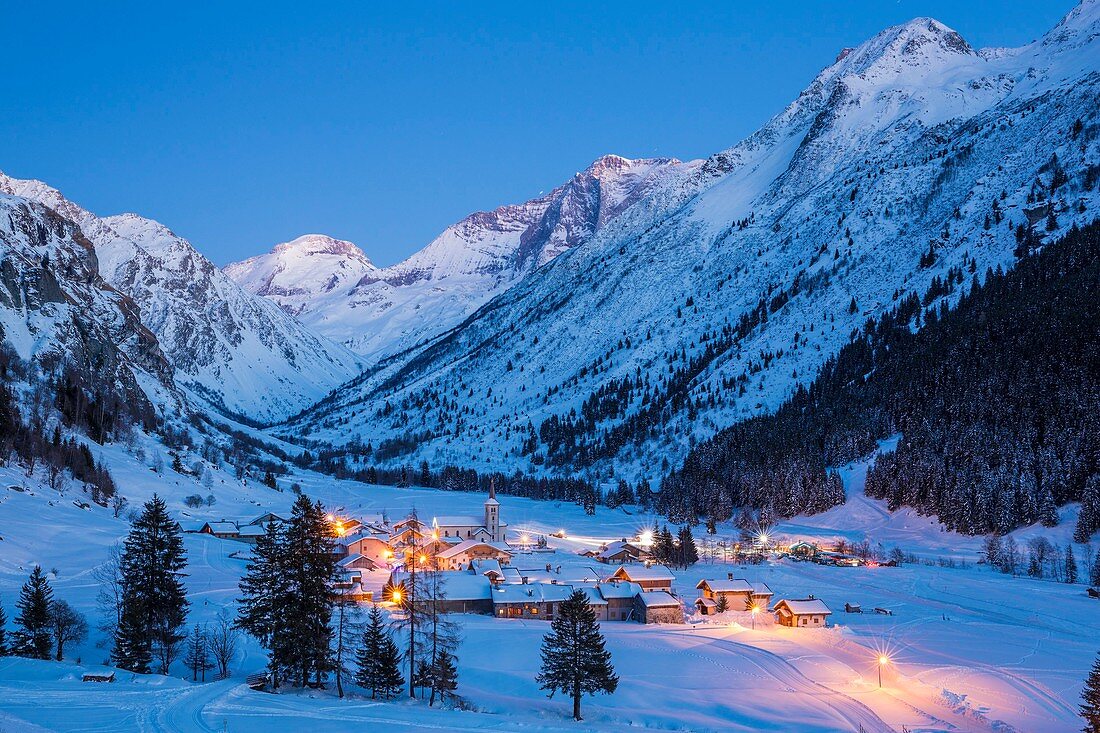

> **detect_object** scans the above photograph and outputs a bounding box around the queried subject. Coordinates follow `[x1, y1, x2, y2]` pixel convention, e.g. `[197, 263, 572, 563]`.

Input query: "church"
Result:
[431, 480, 507, 543]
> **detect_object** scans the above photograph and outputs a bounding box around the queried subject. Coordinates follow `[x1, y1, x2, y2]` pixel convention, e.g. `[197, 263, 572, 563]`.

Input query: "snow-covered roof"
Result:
[610, 564, 674, 582]
[775, 598, 832, 616]
[236, 525, 266, 537]
[493, 583, 575, 604]
[470, 558, 503, 577]
[695, 597, 717, 607]
[433, 515, 484, 528]
[202, 521, 238, 534]
[695, 578, 775, 595]
[636, 591, 681, 608]
[435, 539, 512, 560]
[391, 570, 492, 601]
[577, 586, 608, 606]
[696, 578, 753, 593]
[597, 581, 643, 599]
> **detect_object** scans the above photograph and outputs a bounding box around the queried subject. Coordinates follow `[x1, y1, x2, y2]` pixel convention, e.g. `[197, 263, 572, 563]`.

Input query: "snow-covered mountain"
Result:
[0, 193, 176, 418]
[0, 174, 363, 422]
[281, 2, 1100, 479]
[226, 155, 693, 361]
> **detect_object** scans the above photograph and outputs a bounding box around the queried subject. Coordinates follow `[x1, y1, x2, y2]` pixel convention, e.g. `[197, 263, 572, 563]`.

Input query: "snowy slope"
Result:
[0, 174, 363, 423]
[226, 155, 694, 361]
[284, 3, 1100, 480]
[0, 433, 1094, 732]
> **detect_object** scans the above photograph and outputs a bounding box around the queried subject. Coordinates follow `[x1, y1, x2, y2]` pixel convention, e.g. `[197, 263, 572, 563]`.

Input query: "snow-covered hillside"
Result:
[283, 3, 1100, 480]
[0, 174, 363, 423]
[226, 155, 693, 361]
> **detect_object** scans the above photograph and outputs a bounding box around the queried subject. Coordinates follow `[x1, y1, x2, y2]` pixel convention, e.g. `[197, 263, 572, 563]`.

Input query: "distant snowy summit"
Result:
[225, 154, 696, 362]
[0, 172, 363, 422]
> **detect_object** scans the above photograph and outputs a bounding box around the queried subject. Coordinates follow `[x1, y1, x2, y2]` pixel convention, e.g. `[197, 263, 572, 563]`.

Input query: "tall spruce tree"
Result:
[282, 494, 337, 687]
[677, 526, 699, 567]
[1066, 544, 1079, 584]
[430, 650, 458, 706]
[1092, 547, 1100, 587]
[114, 495, 189, 674]
[236, 521, 290, 687]
[355, 605, 403, 699]
[1084, 653, 1100, 733]
[13, 566, 53, 659]
[537, 589, 618, 721]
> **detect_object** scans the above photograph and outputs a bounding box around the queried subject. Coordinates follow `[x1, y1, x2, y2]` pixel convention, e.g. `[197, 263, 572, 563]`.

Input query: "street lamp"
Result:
[392, 588, 402, 605]
[750, 604, 759, 630]
[878, 655, 889, 688]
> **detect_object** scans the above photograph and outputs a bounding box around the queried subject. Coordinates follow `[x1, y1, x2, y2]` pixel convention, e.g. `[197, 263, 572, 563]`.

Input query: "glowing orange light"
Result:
[392, 589, 402, 603]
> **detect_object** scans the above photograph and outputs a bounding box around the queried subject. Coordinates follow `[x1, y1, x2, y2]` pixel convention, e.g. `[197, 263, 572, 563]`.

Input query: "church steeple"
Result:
[484, 477, 500, 541]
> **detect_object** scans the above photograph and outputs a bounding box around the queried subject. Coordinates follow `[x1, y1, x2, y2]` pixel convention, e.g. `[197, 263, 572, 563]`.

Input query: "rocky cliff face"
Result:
[0, 194, 175, 418]
[0, 174, 363, 423]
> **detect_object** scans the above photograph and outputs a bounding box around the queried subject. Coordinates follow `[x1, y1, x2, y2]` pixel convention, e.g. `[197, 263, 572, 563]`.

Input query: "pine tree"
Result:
[714, 594, 729, 613]
[13, 566, 53, 659]
[355, 605, 403, 699]
[1066, 544, 1078, 584]
[236, 521, 290, 687]
[0, 595, 7, 656]
[281, 495, 337, 688]
[537, 589, 618, 721]
[429, 650, 458, 706]
[184, 624, 213, 681]
[678, 526, 699, 567]
[413, 658, 432, 699]
[1092, 546, 1100, 587]
[1083, 653, 1100, 733]
[114, 495, 189, 674]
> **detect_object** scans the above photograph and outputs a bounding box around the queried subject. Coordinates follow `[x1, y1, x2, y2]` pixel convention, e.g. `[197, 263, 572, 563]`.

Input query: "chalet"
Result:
[234, 524, 267, 544]
[608, 564, 675, 593]
[434, 539, 513, 571]
[333, 572, 373, 602]
[467, 558, 506, 584]
[787, 541, 817, 560]
[247, 512, 284, 526]
[340, 531, 393, 564]
[337, 553, 380, 572]
[492, 582, 574, 620]
[597, 581, 642, 621]
[199, 521, 240, 540]
[773, 598, 832, 628]
[390, 524, 429, 548]
[389, 570, 494, 614]
[633, 591, 684, 624]
[576, 586, 610, 621]
[694, 577, 774, 614]
[593, 540, 649, 564]
[431, 482, 507, 543]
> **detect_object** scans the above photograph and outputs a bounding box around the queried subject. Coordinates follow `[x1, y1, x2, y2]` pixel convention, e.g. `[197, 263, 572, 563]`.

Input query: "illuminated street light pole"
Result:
[751, 604, 759, 630]
[878, 655, 889, 688]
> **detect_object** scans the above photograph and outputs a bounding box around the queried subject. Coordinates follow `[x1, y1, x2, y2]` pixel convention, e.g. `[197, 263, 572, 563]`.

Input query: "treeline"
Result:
[664, 221, 1100, 536]
[0, 362, 119, 504]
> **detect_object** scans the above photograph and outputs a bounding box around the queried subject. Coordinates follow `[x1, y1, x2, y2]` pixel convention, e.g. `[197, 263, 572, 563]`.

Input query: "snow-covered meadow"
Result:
[0, 440, 1094, 732]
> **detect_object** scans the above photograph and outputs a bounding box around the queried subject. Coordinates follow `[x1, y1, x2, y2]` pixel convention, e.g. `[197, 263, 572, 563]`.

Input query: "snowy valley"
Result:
[0, 2, 1098, 732]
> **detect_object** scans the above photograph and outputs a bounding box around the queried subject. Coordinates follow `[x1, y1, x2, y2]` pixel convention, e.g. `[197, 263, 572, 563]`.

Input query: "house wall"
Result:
[438, 598, 493, 615]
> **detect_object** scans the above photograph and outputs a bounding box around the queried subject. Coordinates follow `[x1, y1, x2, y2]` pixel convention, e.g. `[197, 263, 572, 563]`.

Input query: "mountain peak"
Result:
[826, 15, 974, 83]
[272, 234, 374, 265]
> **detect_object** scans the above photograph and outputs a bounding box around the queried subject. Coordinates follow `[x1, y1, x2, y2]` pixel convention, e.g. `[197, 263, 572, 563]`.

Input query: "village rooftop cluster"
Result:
[196, 484, 842, 628]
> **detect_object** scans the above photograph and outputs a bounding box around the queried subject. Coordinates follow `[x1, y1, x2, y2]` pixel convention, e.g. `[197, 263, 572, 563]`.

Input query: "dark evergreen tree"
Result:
[536, 589, 618, 721]
[114, 495, 189, 674]
[413, 658, 432, 699]
[429, 650, 458, 706]
[236, 521, 290, 687]
[282, 495, 337, 687]
[1084, 653, 1100, 733]
[0, 595, 7, 656]
[13, 566, 53, 659]
[355, 605, 403, 699]
[677, 526, 699, 567]
[1066, 544, 1079, 584]
[184, 624, 213, 681]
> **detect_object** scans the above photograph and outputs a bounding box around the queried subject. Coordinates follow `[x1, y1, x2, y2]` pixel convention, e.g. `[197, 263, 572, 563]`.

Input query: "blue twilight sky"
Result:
[0, 1, 1077, 267]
